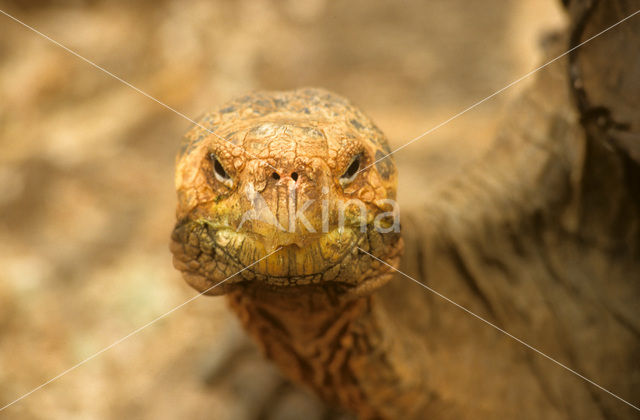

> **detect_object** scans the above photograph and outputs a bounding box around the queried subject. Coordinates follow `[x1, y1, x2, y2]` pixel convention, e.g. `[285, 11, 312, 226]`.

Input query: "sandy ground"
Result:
[0, 1, 565, 418]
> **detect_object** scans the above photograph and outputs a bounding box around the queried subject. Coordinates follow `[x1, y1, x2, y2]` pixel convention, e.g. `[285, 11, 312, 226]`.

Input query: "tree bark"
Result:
[392, 0, 639, 418]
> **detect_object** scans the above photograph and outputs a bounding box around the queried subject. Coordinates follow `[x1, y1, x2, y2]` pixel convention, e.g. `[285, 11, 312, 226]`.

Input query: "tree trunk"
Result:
[393, 0, 639, 418]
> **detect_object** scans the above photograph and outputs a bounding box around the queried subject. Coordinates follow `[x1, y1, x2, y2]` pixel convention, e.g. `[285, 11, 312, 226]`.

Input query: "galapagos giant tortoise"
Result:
[170, 1, 640, 418]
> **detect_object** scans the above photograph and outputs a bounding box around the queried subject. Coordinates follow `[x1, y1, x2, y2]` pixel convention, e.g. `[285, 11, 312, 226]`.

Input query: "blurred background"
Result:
[0, 0, 564, 418]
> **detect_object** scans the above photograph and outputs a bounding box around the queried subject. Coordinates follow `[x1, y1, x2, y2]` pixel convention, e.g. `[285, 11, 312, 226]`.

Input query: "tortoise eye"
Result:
[340, 154, 361, 184]
[209, 153, 231, 182]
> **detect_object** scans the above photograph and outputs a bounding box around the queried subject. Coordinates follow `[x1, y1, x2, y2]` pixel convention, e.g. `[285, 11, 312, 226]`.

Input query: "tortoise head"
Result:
[170, 88, 402, 296]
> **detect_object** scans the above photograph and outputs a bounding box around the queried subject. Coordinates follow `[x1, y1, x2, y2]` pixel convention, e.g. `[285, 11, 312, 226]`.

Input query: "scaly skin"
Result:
[170, 88, 419, 418]
[171, 88, 401, 295]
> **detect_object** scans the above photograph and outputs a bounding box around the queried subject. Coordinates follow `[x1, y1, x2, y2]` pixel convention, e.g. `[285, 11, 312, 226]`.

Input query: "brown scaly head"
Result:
[170, 88, 402, 297]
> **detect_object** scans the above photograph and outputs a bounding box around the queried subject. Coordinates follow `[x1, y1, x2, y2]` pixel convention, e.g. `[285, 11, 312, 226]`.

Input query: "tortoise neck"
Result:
[226, 284, 429, 419]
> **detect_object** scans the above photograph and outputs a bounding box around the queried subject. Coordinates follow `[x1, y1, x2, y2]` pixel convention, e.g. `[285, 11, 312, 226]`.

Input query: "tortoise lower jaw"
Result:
[173, 240, 364, 296]
[171, 217, 403, 296]
[214, 225, 362, 277]
[171, 220, 372, 292]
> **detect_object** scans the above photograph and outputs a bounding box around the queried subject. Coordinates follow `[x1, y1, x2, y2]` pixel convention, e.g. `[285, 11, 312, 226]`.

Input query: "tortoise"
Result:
[170, 1, 640, 418]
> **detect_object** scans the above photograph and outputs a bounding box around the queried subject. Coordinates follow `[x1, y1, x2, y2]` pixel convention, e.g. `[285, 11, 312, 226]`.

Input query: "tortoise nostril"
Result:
[291, 172, 299, 181]
[272, 172, 280, 180]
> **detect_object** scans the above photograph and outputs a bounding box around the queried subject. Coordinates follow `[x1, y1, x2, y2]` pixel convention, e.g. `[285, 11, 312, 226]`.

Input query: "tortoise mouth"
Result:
[171, 219, 371, 291]
[219, 227, 361, 282]
[171, 215, 403, 297]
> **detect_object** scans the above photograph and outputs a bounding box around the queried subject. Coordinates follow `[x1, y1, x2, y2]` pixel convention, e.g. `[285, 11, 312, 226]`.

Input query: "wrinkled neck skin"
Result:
[226, 282, 430, 420]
